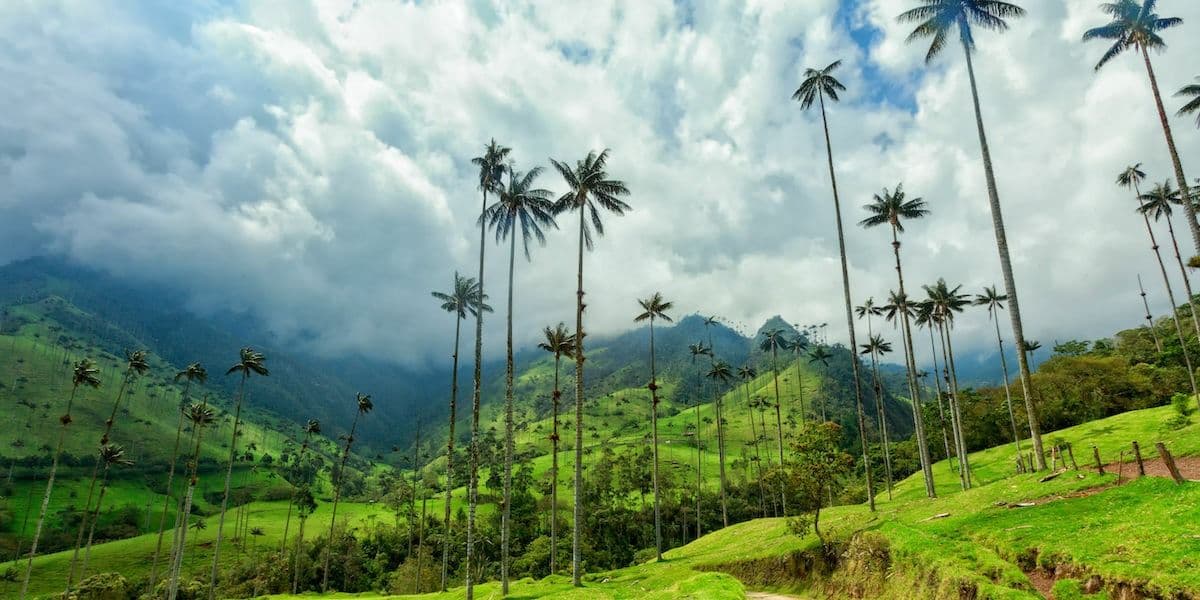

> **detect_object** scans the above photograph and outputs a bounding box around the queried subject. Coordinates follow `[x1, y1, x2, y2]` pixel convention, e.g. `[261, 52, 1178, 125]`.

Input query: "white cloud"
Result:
[2, 0, 1199, 370]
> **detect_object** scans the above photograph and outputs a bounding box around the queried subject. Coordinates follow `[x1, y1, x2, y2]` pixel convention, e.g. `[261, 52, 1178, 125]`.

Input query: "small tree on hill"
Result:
[785, 422, 853, 546]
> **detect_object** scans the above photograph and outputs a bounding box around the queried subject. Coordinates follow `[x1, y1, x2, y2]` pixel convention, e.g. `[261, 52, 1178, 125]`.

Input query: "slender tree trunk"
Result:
[867, 347, 893, 500]
[991, 310, 1024, 462]
[1141, 45, 1199, 255]
[417, 481, 428, 593]
[79, 462, 114, 577]
[501, 230, 517, 595]
[69, 368, 133, 587]
[925, 325, 955, 469]
[1137, 193, 1200, 398]
[770, 347, 788, 513]
[648, 319, 663, 559]
[441, 316, 462, 591]
[467, 186, 489, 598]
[550, 355, 561, 574]
[150, 382, 192, 588]
[792, 358, 807, 428]
[208, 373, 248, 600]
[940, 320, 972, 489]
[169, 397, 210, 600]
[280, 433, 312, 552]
[743, 381, 766, 517]
[1161, 214, 1200, 344]
[889, 226, 936, 497]
[321, 412, 361, 592]
[714, 384, 729, 528]
[1139, 274, 1164, 353]
[291, 517, 306, 595]
[571, 203, 587, 587]
[693, 395, 702, 540]
[20, 384, 79, 599]
[962, 43, 1045, 469]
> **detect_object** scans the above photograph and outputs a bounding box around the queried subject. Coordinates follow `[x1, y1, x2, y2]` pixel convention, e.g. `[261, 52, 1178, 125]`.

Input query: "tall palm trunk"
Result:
[501, 227, 517, 595]
[1140, 46, 1199, 254]
[20, 383, 81, 599]
[925, 325, 955, 469]
[962, 43, 1045, 469]
[693, 396, 702, 540]
[416, 482, 428, 593]
[549, 354, 561, 574]
[69, 368, 134, 587]
[321, 411, 362, 592]
[647, 318, 663, 560]
[867, 350, 893, 500]
[1160, 210, 1200, 344]
[990, 310, 1024, 462]
[743, 382, 766, 516]
[441, 316, 462, 591]
[467, 186, 489, 598]
[713, 384, 729, 528]
[792, 359, 807, 427]
[889, 225, 936, 497]
[79, 459, 116, 576]
[168, 397, 210, 600]
[1139, 275, 1164, 353]
[291, 516, 307, 594]
[150, 381, 193, 588]
[280, 430, 313, 552]
[1136, 191, 1200, 398]
[208, 372, 247, 600]
[571, 203, 586, 587]
[769, 347, 787, 513]
[938, 320, 971, 489]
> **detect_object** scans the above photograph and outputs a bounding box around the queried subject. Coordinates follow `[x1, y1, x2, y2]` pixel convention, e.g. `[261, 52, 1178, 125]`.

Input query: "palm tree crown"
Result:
[1117, 163, 1148, 190]
[738, 365, 757, 381]
[707, 361, 734, 383]
[550, 149, 631, 250]
[175, 363, 208, 386]
[759, 329, 789, 353]
[432, 273, 492, 321]
[1179, 77, 1200, 126]
[484, 165, 558, 260]
[859, 185, 930, 232]
[860, 334, 894, 358]
[538, 323, 577, 359]
[1083, 0, 1182, 71]
[472, 139, 511, 194]
[73, 359, 103, 390]
[355, 392, 374, 416]
[227, 348, 268, 378]
[898, 0, 1026, 63]
[635, 292, 674, 324]
[923, 279, 971, 326]
[973, 285, 1009, 313]
[1138, 181, 1181, 221]
[304, 419, 321, 436]
[792, 60, 846, 110]
[186, 402, 216, 427]
[808, 346, 833, 368]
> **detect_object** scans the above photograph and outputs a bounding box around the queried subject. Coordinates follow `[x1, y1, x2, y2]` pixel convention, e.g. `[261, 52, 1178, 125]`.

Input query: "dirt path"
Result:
[1099, 454, 1200, 482]
[746, 593, 806, 600]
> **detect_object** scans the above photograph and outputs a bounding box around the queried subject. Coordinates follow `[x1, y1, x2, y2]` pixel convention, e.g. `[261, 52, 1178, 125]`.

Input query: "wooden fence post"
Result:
[1066, 444, 1079, 470]
[1092, 445, 1105, 475]
[1117, 450, 1125, 484]
[1132, 441, 1146, 477]
[1155, 442, 1187, 484]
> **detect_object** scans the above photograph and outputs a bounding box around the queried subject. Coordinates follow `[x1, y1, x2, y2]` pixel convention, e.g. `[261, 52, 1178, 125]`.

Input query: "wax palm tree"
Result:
[550, 148, 630, 586]
[281, 419, 320, 553]
[537, 323, 575, 574]
[806, 346, 834, 423]
[1025, 340, 1042, 362]
[149, 363, 207, 589]
[860, 185, 936, 494]
[68, 350, 150, 586]
[291, 486, 317, 595]
[1179, 77, 1200, 127]
[464, 139, 508, 599]
[685, 340, 710, 538]
[79, 444, 134, 577]
[431, 273, 490, 590]
[483, 164, 557, 592]
[759, 328, 790, 512]
[788, 333, 810, 427]
[900, 0, 1045, 470]
[1122, 169, 1200, 400]
[322, 392, 374, 592]
[794, 56, 874, 511]
[922, 279, 973, 489]
[209, 347, 268, 600]
[1139, 181, 1200, 342]
[737, 365, 767, 516]
[706, 360, 734, 528]
[1085, 1, 1198, 255]
[634, 292, 673, 560]
[1137, 274, 1164, 353]
[167, 400, 215, 600]
[859, 335, 894, 499]
[973, 286, 1025, 460]
[21, 358, 100, 599]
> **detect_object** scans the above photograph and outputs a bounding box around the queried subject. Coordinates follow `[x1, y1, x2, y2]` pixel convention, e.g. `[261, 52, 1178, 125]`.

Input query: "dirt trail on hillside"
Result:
[1098, 454, 1200, 481]
[746, 593, 806, 600]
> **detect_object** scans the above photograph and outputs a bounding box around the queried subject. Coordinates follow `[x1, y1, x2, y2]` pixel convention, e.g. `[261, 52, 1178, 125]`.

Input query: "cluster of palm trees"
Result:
[433, 144, 628, 597]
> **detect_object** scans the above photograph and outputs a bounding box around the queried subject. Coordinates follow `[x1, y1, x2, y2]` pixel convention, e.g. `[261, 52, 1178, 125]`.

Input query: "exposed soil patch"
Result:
[1098, 455, 1200, 483]
[1025, 569, 1054, 599]
[746, 593, 806, 600]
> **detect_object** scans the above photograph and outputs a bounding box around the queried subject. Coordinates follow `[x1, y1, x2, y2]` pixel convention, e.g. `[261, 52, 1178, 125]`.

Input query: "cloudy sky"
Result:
[2, 0, 1199, 369]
